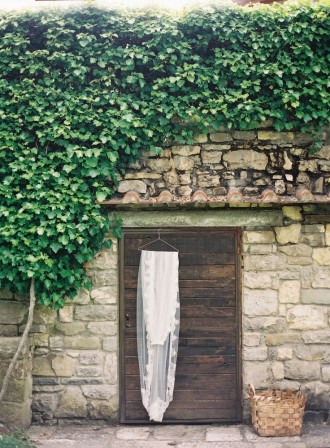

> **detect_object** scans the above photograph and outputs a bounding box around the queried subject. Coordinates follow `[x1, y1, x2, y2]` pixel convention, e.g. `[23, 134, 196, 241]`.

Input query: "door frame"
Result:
[119, 227, 242, 423]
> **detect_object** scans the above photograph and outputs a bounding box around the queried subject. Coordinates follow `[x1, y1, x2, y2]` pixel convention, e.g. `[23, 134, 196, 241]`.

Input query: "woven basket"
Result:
[248, 384, 307, 437]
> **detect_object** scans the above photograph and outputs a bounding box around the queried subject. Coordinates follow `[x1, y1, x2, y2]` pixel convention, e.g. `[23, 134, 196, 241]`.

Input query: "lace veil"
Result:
[137, 250, 180, 422]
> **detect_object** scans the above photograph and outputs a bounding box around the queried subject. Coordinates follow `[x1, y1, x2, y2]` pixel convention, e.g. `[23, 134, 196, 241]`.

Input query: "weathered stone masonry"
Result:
[0, 127, 329, 427]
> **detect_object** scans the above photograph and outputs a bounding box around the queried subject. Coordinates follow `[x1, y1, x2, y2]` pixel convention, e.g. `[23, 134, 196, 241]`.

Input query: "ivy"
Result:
[0, 2, 329, 308]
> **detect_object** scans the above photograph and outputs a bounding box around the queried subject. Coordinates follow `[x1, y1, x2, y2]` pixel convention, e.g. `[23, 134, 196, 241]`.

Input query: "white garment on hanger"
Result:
[137, 250, 180, 422]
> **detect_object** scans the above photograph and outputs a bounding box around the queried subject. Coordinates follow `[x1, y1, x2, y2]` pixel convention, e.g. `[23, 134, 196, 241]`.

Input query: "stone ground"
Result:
[27, 423, 330, 448]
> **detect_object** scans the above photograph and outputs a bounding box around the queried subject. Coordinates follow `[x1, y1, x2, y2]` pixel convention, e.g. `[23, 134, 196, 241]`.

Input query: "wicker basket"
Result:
[248, 384, 307, 437]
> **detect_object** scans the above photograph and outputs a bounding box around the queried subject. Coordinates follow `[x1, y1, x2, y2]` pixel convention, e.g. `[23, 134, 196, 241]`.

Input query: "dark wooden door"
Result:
[120, 228, 242, 423]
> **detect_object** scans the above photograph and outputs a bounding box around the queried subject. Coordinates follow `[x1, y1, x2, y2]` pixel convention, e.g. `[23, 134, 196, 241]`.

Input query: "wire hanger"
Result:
[138, 229, 179, 252]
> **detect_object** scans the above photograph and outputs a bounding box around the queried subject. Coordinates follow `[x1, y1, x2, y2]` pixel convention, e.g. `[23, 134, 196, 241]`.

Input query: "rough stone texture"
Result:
[278, 280, 300, 303]
[243, 289, 278, 316]
[286, 305, 328, 330]
[1, 176, 330, 427]
[55, 387, 88, 418]
[312, 247, 330, 265]
[118, 180, 147, 194]
[275, 224, 301, 245]
[223, 150, 268, 170]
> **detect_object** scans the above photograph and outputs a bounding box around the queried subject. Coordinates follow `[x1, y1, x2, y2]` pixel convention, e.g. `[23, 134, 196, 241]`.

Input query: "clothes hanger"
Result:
[138, 229, 179, 252]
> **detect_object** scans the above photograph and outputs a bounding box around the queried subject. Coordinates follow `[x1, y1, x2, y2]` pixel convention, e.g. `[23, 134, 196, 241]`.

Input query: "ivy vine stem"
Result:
[0, 279, 36, 405]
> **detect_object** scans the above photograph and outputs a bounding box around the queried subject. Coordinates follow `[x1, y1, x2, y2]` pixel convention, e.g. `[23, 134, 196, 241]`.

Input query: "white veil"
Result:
[137, 250, 180, 422]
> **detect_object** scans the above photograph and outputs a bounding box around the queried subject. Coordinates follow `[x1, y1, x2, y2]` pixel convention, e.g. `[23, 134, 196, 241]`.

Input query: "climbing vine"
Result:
[0, 1, 329, 308]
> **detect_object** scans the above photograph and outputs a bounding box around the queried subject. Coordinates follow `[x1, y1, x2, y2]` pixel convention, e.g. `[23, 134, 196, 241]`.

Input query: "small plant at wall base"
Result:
[0, 1, 329, 405]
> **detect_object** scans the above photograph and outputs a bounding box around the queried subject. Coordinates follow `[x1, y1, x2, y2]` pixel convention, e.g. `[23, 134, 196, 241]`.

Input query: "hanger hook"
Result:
[158, 228, 161, 239]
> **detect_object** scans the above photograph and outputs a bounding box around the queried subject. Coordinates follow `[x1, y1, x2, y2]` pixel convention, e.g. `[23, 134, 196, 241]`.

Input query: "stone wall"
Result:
[30, 238, 119, 424]
[115, 127, 330, 199]
[1, 205, 327, 425]
[0, 294, 33, 428]
[242, 207, 330, 420]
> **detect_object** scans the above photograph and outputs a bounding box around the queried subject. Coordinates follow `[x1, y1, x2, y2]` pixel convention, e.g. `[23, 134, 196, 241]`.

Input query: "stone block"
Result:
[258, 131, 294, 143]
[125, 172, 161, 180]
[89, 399, 115, 419]
[0, 325, 17, 336]
[272, 362, 284, 380]
[0, 301, 27, 325]
[244, 317, 286, 333]
[90, 286, 117, 304]
[197, 173, 220, 187]
[104, 353, 118, 385]
[103, 337, 118, 352]
[275, 224, 301, 245]
[179, 173, 191, 185]
[301, 233, 325, 247]
[193, 134, 208, 143]
[33, 307, 56, 325]
[312, 267, 330, 288]
[0, 337, 27, 359]
[0, 401, 32, 429]
[301, 289, 329, 305]
[244, 362, 270, 389]
[147, 158, 173, 172]
[322, 366, 330, 382]
[233, 131, 256, 141]
[81, 384, 116, 399]
[210, 132, 233, 142]
[287, 305, 328, 330]
[79, 352, 104, 365]
[31, 334, 49, 348]
[178, 185, 192, 196]
[249, 244, 274, 255]
[203, 144, 229, 151]
[1, 378, 31, 403]
[85, 251, 118, 270]
[173, 155, 195, 171]
[277, 347, 293, 361]
[55, 322, 85, 336]
[117, 180, 147, 194]
[86, 269, 118, 287]
[243, 333, 261, 347]
[58, 305, 73, 323]
[294, 345, 329, 361]
[312, 248, 330, 266]
[32, 393, 59, 419]
[32, 356, 54, 377]
[87, 321, 117, 336]
[171, 145, 200, 156]
[265, 333, 301, 346]
[223, 150, 268, 170]
[326, 224, 330, 246]
[284, 360, 320, 380]
[63, 336, 101, 350]
[279, 243, 312, 257]
[244, 272, 277, 289]
[76, 365, 102, 377]
[243, 289, 277, 316]
[287, 256, 312, 265]
[279, 280, 300, 303]
[244, 254, 285, 271]
[243, 346, 268, 361]
[55, 386, 87, 418]
[73, 289, 90, 305]
[299, 160, 318, 172]
[244, 231, 275, 244]
[302, 224, 325, 233]
[74, 305, 117, 321]
[302, 330, 330, 344]
[201, 150, 223, 164]
[51, 355, 75, 377]
[206, 427, 243, 442]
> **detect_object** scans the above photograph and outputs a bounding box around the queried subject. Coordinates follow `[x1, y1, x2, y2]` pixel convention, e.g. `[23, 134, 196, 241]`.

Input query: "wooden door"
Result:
[119, 228, 242, 423]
